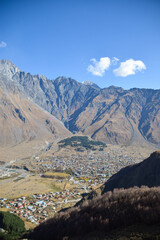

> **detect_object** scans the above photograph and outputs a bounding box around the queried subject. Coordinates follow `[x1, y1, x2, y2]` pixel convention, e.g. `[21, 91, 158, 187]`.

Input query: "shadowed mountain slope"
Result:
[102, 151, 160, 193]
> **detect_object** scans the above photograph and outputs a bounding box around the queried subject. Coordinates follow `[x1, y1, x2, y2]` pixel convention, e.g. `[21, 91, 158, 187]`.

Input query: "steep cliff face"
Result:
[52, 77, 98, 124]
[0, 59, 160, 146]
[11, 70, 99, 124]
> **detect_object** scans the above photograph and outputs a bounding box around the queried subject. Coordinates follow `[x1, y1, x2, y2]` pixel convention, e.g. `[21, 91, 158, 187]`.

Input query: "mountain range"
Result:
[0, 59, 160, 148]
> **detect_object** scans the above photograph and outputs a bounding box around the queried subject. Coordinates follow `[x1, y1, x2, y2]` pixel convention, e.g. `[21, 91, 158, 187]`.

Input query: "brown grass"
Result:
[0, 175, 74, 198]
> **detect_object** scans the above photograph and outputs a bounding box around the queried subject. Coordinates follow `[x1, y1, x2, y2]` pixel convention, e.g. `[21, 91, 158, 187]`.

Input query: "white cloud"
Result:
[112, 57, 119, 65]
[87, 57, 111, 77]
[0, 41, 7, 48]
[114, 59, 146, 77]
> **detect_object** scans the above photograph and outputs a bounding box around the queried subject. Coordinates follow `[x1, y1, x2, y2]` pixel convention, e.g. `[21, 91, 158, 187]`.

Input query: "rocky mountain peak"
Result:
[106, 85, 124, 93]
[82, 81, 101, 90]
[54, 76, 79, 87]
[0, 59, 20, 79]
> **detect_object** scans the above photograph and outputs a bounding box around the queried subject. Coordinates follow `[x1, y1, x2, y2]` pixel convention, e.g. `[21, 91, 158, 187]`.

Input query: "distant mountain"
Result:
[0, 59, 160, 146]
[102, 151, 160, 193]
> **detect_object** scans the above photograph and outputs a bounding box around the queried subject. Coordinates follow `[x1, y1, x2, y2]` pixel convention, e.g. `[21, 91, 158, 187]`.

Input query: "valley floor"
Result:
[0, 142, 158, 229]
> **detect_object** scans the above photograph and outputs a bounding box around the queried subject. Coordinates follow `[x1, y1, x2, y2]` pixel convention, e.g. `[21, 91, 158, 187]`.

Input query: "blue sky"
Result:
[0, 0, 160, 89]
